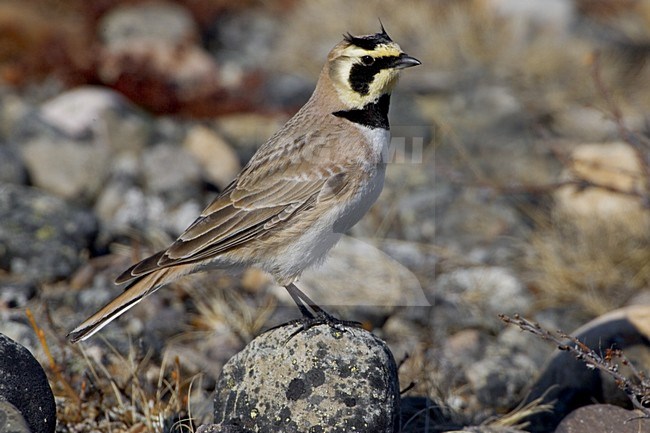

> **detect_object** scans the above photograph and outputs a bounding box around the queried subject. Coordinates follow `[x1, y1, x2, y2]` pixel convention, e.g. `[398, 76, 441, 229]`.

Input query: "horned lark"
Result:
[69, 26, 420, 343]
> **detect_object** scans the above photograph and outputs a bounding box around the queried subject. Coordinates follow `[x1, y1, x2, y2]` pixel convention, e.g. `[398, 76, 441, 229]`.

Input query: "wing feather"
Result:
[115, 125, 359, 284]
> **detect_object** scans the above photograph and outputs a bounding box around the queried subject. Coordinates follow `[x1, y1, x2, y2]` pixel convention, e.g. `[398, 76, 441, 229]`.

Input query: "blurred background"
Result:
[2, 0, 650, 431]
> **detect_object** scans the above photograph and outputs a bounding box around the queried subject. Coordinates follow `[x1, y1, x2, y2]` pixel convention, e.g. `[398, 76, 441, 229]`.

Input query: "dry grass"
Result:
[522, 212, 650, 318]
[26, 305, 200, 433]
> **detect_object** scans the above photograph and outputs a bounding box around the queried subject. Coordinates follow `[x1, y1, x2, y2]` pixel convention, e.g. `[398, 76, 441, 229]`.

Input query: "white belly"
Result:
[273, 127, 389, 280]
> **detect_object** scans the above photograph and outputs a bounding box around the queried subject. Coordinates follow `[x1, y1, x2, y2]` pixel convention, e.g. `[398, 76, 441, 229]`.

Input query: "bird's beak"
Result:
[394, 53, 421, 69]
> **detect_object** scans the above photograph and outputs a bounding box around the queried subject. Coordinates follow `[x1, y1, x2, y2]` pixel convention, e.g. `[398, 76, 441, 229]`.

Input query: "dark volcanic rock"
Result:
[0, 333, 56, 433]
[520, 305, 650, 432]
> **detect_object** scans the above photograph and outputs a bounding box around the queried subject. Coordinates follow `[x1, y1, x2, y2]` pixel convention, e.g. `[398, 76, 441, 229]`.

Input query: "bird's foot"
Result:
[286, 310, 362, 340]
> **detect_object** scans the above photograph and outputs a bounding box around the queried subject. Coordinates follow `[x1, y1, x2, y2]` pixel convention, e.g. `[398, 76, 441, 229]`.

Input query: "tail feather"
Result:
[68, 266, 187, 343]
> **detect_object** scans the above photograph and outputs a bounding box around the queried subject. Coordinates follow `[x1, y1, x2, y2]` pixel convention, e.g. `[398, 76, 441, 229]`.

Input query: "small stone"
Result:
[554, 141, 647, 229]
[38, 86, 151, 146]
[210, 322, 400, 432]
[207, 10, 278, 70]
[446, 427, 528, 433]
[552, 106, 634, 141]
[142, 144, 202, 197]
[0, 184, 97, 284]
[214, 114, 287, 160]
[19, 86, 151, 200]
[0, 400, 31, 433]
[21, 134, 111, 200]
[465, 351, 537, 410]
[434, 267, 531, 332]
[99, 1, 199, 46]
[196, 425, 243, 433]
[0, 281, 35, 309]
[97, 184, 201, 237]
[435, 189, 525, 253]
[0, 146, 27, 185]
[296, 236, 430, 324]
[554, 404, 647, 433]
[183, 125, 241, 189]
[490, 0, 574, 34]
[98, 40, 223, 113]
[444, 329, 486, 363]
[0, 333, 56, 433]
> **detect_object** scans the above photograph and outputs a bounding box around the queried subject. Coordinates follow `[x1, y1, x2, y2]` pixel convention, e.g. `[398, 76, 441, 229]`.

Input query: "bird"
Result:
[68, 25, 420, 343]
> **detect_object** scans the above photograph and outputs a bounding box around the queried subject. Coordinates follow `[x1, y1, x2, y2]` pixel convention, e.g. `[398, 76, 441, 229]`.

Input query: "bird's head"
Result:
[327, 25, 420, 109]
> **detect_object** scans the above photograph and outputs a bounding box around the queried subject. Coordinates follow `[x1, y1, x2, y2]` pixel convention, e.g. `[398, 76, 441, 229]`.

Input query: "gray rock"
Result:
[0, 145, 27, 185]
[0, 281, 35, 309]
[0, 92, 31, 140]
[196, 424, 244, 433]
[99, 0, 198, 46]
[18, 87, 151, 201]
[0, 184, 97, 284]
[296, 236, 430, 325]
[435, 189, 526, 255]
[21, 134, 112, 201]
[0, 333, 56, 433]
[214, 114, 287, 161]
[142, 143, 202, 199]
[210, 322, 400, 432]
[183, 125, 241, 190]
[95, 183, 201, 237]
[554, 404, 647, 433]
[0, 400, 31, 433]
[446, 428, 527, 433]
[465, 351, 537, 410]
[38, 86, 151, 145]
[208, 10, 278, 70]
[434, 267, 531, 332]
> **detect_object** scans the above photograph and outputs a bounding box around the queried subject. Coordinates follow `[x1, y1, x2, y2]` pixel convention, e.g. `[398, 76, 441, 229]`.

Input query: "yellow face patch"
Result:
[329, 41, 406, 109]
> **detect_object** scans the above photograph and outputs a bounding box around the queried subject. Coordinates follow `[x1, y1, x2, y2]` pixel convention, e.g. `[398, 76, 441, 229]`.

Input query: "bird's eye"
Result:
[361, 55, 374, 66]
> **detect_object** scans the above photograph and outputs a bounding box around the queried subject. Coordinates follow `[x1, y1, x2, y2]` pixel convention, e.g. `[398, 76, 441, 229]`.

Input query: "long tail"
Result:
[68, 265, 192, 343]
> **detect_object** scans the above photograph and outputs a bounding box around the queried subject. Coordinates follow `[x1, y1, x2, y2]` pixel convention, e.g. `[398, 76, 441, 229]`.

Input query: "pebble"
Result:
[207, 9, 278, 70]
[19, 86, 151, 201]
[99, 1, 199, 46]
[296, 236, 430, 325]
[554, 404, 647, 433]
[434, 267, 531, 332]
[0, 146, 27, 185]
[465, 351, 537, 410]
[38, 86, 151, 146]
[0, 184, 97, 284]
[142, 143, 203, 198]
[554, 141, 647, 229]
[21, 134, 112, 201]
[0, 400, 31, 433]
[183, 125, 241, 190]
[214, 113, 287, 161]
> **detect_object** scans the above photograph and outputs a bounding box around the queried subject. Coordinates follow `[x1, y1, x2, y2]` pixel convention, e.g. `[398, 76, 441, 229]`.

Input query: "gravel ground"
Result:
[1, 1, 650, 432]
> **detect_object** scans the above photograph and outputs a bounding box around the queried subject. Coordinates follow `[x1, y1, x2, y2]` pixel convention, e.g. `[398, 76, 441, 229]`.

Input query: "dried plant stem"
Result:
[500, 314, 650, 417]
[26, 308, 82, 406]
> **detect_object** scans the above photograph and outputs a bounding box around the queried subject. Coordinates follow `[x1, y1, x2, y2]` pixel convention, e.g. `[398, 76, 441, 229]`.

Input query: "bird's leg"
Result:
[283, 283, 361, 338]
[285, 282, 332, 318]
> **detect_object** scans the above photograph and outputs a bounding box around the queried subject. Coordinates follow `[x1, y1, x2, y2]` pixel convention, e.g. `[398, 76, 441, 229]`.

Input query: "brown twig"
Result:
[499, 314, 650, 417]
[26, 308, 82, 406]
[590, 50, 650, 206]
